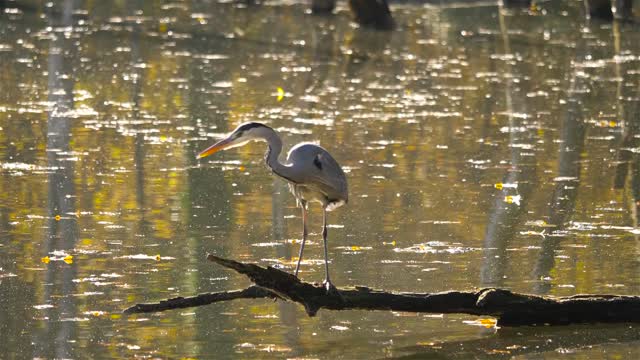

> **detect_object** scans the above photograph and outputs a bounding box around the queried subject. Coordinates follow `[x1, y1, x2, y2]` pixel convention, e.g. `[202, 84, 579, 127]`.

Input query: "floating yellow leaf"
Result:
[159, 23, 168, 33]
[596, 120, 617, 128]
[155, 254, 161, 261]
[504, 195, 521, 205]
[487, 349, 510, 354]
[63, 255, 73, 264]
[495, 183, 517, 190]
[54, 215, 61, 221]
[41, 256, 50, 264]
[351, 246, 362, 251]
[391, 240, 396, 246]
[478, 318, 497, 327]
[276, 87, 284, 102]
[239, 166, 246, 171]
[464, 318, 498, 329]
[111, 314, 121, 320]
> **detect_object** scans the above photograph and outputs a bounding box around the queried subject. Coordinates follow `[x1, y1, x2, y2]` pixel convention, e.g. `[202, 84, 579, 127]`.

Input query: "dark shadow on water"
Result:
[390, 323, 640, 359]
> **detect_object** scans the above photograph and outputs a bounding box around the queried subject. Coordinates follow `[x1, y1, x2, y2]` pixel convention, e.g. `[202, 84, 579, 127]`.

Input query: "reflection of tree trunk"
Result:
[480, 4, 536, 287]
[183, 13, 237, 355]
[612, 22, 640, 225]
[128, 1, 151, 237]
[37, 0, 79, 358]
[612, 0, 633, 19]
[343, 28, 392, 80]
[532, 34, 589, 295]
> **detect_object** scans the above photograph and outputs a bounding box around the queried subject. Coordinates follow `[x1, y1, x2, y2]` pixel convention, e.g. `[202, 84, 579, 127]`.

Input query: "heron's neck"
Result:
[261, 129, 293, 181]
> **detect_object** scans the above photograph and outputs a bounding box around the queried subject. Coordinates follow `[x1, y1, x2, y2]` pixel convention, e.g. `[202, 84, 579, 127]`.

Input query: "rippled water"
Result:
[1, 1, 640, 358]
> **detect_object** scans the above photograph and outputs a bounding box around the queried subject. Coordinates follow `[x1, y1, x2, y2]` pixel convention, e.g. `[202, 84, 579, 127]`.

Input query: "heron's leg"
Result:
[321, 207, 334, 291]
[294, 201, 308, 277]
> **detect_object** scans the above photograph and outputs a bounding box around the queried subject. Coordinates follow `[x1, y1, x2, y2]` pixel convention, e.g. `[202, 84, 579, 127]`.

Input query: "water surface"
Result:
[1, 1, 640, 358]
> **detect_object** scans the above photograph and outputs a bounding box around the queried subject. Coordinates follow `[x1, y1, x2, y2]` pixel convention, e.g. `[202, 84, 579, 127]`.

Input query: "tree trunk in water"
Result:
[501, 0, 531, 7]
[348, 0, 394, 30]
[311, 0, 336, 14]
[585, 0, 614, 19]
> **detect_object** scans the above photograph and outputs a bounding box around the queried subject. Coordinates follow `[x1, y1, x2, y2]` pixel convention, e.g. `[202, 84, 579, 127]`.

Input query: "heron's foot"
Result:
[322, 279, 339, 295]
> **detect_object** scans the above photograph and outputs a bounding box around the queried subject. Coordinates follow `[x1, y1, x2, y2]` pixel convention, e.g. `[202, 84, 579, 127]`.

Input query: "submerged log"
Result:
[123, 254, 640, 327]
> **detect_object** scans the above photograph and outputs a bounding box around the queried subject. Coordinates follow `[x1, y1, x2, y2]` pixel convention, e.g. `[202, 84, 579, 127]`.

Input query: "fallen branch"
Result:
[124, 254, 640, 327]
[122, 285, 277, 314]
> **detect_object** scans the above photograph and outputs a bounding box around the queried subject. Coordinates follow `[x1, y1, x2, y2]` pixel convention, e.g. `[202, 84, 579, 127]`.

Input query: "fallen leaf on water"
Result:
[41, 256, 50, 264]
[486, 349, 511, 355]
[63, 255, 73, 264]
[54, 215, 61, 221]
[495, 182, 518, 190]
[276, 87, 284, 102]
[463, 318, 498, 329]
[504, 195, 521, 205]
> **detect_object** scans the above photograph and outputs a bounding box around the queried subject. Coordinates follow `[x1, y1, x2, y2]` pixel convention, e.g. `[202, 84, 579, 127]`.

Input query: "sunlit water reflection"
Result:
[1, 1, 640, 358]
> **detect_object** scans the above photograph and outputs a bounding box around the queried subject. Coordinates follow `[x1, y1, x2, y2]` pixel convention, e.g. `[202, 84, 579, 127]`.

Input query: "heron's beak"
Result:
[196, 137, 233, 159]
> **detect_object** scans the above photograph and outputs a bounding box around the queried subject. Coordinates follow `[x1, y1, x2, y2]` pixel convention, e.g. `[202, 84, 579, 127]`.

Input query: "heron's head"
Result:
[196, 122, 271, 159]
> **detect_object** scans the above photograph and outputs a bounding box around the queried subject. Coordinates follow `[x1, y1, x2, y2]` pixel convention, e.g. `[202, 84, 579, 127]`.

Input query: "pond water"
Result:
[1, 0, 640, 358]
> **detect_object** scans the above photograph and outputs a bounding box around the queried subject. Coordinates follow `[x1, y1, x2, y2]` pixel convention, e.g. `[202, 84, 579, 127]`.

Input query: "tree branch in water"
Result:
[123, 254, 640, 327]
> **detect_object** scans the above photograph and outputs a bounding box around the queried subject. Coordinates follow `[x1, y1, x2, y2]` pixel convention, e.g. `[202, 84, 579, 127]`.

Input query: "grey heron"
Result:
[197, 122, 348, 291]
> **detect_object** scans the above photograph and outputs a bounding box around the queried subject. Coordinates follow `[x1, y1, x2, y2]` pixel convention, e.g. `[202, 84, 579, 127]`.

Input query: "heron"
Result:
[197, 122, 348, 291]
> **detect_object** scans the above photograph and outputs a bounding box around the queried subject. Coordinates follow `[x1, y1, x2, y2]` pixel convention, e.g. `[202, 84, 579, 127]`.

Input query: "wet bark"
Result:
[585, 0, 614, 20]
[311, 0, 336, 14]
[348, 0, 394, 30]
[124, 255, 640, 327]
[501, 0, 531, 7]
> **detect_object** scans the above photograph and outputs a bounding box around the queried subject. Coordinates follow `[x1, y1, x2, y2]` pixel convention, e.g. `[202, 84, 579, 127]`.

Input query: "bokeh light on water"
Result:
[1, 0, 640, 358]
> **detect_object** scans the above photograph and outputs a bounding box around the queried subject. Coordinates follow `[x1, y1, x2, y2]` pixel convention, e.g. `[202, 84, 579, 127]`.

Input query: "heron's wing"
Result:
[303, 152, 348, 203]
